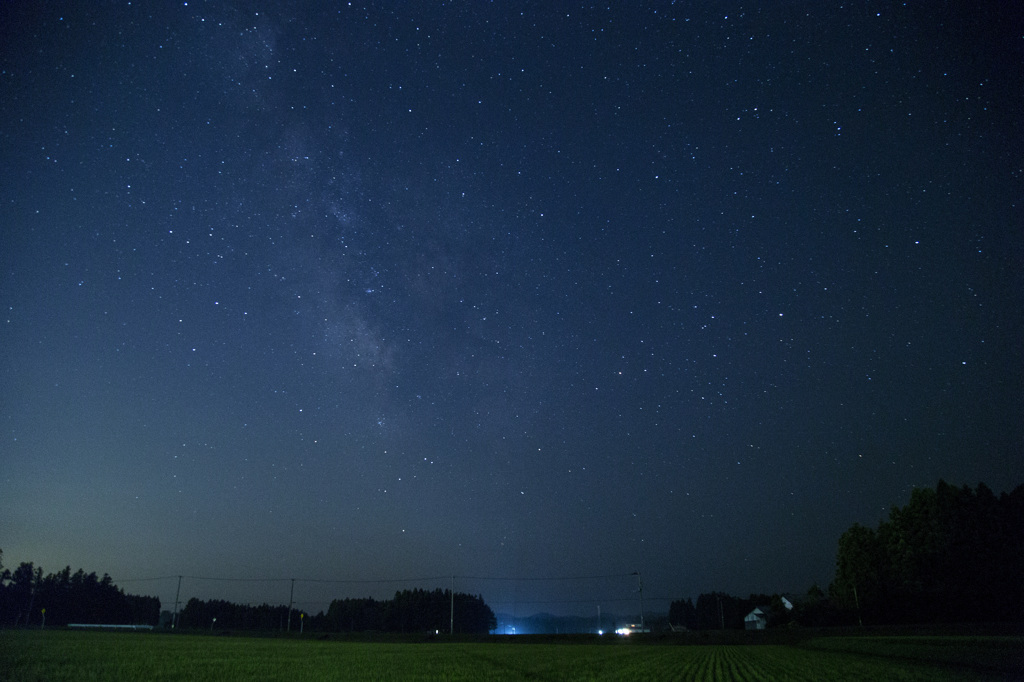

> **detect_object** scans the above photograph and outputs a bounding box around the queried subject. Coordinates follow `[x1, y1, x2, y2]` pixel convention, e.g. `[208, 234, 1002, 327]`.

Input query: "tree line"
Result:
[669, 480, 1024, 629]
[669, 586, 830, 630]
[829, 480, 1024, 625]
[0, 555, 159, 628]
[177, 598, 299, 631]
[179, 588, 496, 634]
[319, 588, 496, 634]
[0, 552, 496, 635]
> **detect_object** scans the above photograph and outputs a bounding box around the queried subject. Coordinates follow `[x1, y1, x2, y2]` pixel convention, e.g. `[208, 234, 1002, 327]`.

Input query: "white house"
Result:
[744, 606, 771, 630]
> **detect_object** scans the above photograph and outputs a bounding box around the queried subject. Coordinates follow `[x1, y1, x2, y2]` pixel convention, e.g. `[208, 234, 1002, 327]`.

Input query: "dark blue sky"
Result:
[2, 2, 1021, 618]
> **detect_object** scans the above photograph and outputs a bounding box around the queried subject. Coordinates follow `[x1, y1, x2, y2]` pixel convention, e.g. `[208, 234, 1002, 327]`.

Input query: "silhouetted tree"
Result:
[6, 562, 41, 626]
[320, 589, 494, 634]
[791, 583, 836, 626]
[325, 597, 385, 632]
[668, 598, 697, 629]
[830, 480, 1024, 624]
[694, 592, 748, 629]
[452, 591, 496, 634]
[177, 598, 300, 631]
[0, 561, 159, 627]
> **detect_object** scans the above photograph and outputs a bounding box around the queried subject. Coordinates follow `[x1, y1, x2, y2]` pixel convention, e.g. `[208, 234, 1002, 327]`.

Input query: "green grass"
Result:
[1, 630, 1020, 681]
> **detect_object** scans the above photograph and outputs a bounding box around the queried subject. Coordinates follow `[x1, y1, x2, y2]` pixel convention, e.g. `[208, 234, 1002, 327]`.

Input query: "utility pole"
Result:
[287, 579, 295, 632]
[25, 585, 35, 627]
[853, 583, 863, 627]
[449, 576, 455, 635]
[633, 571, 645, 632]
[172, 576, 182, 629]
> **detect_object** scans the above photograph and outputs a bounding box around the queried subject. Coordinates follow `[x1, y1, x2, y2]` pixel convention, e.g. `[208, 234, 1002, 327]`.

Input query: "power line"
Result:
[456, 572, 636, 582]
[488, 596, 638, 606]
[296, 576, 451, 585]
[107, 572, 654, 615]
[113, 572, 636, 585]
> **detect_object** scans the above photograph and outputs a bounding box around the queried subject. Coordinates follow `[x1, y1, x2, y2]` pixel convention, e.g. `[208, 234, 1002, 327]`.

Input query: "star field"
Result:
[2, 2, 1021, 616]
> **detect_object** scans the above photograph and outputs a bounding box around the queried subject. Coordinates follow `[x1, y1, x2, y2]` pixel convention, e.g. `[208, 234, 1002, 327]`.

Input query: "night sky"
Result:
[2, 2, 1021, 619]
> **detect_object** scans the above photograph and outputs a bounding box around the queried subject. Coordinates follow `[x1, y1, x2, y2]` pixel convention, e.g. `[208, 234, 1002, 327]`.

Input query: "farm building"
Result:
[744, 606, 772, 630]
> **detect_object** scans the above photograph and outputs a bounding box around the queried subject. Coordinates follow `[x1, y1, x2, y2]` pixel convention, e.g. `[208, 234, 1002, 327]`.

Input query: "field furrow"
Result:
[1, 631, 1019, 681]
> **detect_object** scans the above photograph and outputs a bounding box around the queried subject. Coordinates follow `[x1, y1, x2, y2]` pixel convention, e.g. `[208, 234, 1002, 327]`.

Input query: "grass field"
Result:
[1, 630, 1021, 681]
